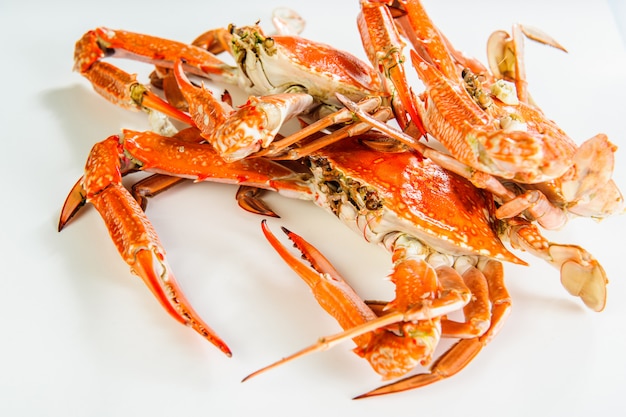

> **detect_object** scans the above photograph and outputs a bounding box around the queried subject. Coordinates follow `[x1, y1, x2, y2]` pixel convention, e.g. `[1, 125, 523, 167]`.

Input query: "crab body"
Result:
[228, 26, 381, 106]
[307, 136, 519, 264]
[74, 20, 385, 162]
[351, 0, 623, 231]
[59, 1, 617, 398]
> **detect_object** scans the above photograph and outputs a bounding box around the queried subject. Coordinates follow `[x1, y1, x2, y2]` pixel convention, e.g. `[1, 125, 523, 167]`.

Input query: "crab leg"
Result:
[73, 28, 240, 125]
[259, 107, 394, 160]
[130, 174, 188, 212]
[357, 0, 424, 134]
[171, 59, 314, 160]
[439, 258, 492, 338]
[505, 217, 608, 311]
[487, 24, 567, 104]
[252, 96, 384, 159]
[335, 93, 574, 230]
[67, 135, 232, 355]
[59, 128, 312, 352]
[235, 186, 281, 218]
[356, 259, 511, 398]
[244, 224, 476, 389]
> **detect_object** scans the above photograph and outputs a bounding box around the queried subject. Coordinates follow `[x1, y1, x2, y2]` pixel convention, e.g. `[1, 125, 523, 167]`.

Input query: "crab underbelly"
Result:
[341, 202, 494, 259]
[311, 186, 491, 263]
[241, 53, 370, 107]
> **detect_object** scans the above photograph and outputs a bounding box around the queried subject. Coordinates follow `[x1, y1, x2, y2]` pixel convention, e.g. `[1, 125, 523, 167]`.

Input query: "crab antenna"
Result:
[242, 311, 407, 383]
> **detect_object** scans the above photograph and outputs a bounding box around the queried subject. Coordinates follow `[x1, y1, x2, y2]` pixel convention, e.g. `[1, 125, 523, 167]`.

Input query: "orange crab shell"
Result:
[273, 35, 382, 95]
[316, 136, 524, 265]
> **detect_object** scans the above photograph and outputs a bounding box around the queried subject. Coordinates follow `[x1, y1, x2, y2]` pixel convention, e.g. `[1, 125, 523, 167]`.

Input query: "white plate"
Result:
[2, 0, 625, 415]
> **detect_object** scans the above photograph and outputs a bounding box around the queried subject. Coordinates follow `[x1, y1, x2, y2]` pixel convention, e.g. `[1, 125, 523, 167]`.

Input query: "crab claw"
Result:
[245, 222, 495, 397]
[127, 237, 232, 356]
[357, 1, 425, 134]
[355, 259, 511, 399]
[245, 222, 451, 382]
[173, 60, 315, 161]
[60, 135, 232, 355]
[242, 220, 380, 382]
[58, 177, 88, 231]
[487, 24, 567, 101]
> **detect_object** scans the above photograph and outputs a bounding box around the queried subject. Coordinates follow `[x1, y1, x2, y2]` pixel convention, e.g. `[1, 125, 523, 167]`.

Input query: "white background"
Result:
[1, 0, 625, 416]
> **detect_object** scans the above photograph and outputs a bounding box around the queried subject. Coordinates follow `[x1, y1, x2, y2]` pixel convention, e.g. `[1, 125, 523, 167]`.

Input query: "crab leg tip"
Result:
[58, 177, 88, 231]
[352, 385, 394, 400]
[240, 364, 272, 383]
[242, 345, 315, 384]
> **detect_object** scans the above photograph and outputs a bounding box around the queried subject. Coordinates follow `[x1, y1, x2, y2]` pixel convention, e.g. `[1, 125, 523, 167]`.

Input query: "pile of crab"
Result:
[59, 0, 623, 398]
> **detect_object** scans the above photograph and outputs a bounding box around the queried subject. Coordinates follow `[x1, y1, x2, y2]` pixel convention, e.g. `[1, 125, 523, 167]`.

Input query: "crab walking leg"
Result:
[76, 136, 232, 355]
[259, 107, 394, 161]
[335, 93, 572, 230]
[252, 97, 385, 159]
[487, 24, 567, 104]
[130, 174, 188, 212]
[356, 259, 511, 399]
[505, 218, 608, 311]
[438, 257, 492, 338]
[73, 27, 239, 124]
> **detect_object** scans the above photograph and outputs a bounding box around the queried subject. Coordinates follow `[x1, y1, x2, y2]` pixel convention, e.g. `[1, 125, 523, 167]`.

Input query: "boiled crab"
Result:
[59, 125, 608, 396]
[71, 7, 410, 163]
[72, 0, 623, 232]
[352, 0, 623, 230]
[240, 134, 608, 397]
[59, 1, 615, 398]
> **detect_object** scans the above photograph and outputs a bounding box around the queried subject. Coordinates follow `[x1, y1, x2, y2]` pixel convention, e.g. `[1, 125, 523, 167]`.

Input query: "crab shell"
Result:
[308, 135, 524, 266]
[228, 25, 382, 107]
